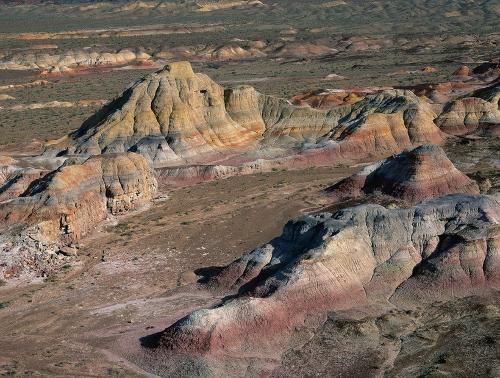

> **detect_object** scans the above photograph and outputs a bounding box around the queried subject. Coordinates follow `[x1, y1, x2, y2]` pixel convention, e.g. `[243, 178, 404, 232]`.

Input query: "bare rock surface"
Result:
[452, 65, 472, 77]
[65, 62, 261, 164]
[59, 62, 444, 169]
[0, 48, 151, 71]
[436, 82, 500, 136]
[325, 144, 480, 204]
[1, 152, 156, 242]
[0, 152, 157, 279]
[0, 167, 48, 202]
[149, 194, 499, 375]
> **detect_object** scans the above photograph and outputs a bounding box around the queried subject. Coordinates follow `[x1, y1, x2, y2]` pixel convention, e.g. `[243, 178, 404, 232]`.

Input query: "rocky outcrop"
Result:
[196, 0, 264, 12]
[154, 41, 268, 62]
[325, 144, 479, 204]
[0, 152, 156, 245]
[319, 89, 444, 158]
[290, 88, 372, 108]
[0, 156, 18, 187]
[0, 168, 48, 202]
[0, 48, 151, 71]
[472, 61, 500, 78]
[202, 44, 265, 61]
[0, 79, 49, 91]
[0, 94, 15, 101]
[66, 62, 262, 165]
[268, 42, 336, 58]
[435, 82, 500, 136]
[156, 158, 284, 186]
[2, 99, 107, 111]
[153, 194, 499, 373]
[452, 65, 471, 77]
[60, 62, 444, 169]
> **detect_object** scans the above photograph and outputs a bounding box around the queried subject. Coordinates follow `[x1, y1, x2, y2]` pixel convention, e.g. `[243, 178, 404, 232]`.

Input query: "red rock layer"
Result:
[56, 62, 445, 170]
[325, 144, 480, 204]
[153, 195, 499, 374]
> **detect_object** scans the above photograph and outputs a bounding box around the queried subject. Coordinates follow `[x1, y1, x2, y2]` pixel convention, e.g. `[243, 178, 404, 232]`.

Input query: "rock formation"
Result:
[56, 62, 444, 169]
[421, 66, 438, 73]
[64, 62, 263, 165]
[0, 168, 48, 202]
[452, 65, 471, 77]
[290, 89, 369, 108]
[435, 82, 500, 136]
[0, 94, 15, 101]
[201, 44, 266, 61]
[268, 42, 336, 58]
[0, 152, 156, 245]
[196, 0, 264, 12]
[0, 48, 151, 71]
[2, 99, 107, 111]
[472, 60, 500, 78]
[0, 79, 49, 91]
[0, 156, 18, 186]
[325, 144, 480, 204]
[152, 194, 499, 374]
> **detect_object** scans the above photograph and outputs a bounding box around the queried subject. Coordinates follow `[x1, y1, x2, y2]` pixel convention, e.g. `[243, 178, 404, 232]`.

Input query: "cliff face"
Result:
[0, 152, 157, 244]
[326, 144, 480, 204]
[62, 62, 445, 168]
[155, 194, 499, 371]
[0, 168, 48, 202]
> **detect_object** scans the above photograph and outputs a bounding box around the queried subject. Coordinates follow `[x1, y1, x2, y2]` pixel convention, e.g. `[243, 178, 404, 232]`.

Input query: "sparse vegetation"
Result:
[0, 1, 498, 377]
[0, 1, 497, 145]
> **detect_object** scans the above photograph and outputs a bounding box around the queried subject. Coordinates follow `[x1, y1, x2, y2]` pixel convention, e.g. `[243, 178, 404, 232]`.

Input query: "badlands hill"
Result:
[325, 144, 480, 204]
[1, 61, 497, 278]
[0, 0, 498, 375]
[148, 193, 499, 375]
[0, 57, 497, 376]
[0, 152, 156, 277]
[436, 81, 500, 136]
[57, 61, 444, 168]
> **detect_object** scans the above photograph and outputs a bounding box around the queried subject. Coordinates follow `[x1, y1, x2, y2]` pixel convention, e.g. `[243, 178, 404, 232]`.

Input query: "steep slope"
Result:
[435, 82, 500, 136]
[0, 152, 157, 279]
[67, 62, 262, 165]
[0, 152, 156, 245]
[0, 168, 48, 202]
[60, 62, 444, 168]
[151, 194, 499, 375]
[325, 144, 479, 204]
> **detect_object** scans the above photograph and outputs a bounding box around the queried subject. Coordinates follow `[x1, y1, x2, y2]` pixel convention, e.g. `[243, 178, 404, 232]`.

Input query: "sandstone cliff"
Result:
[0, 152, 157, 245]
